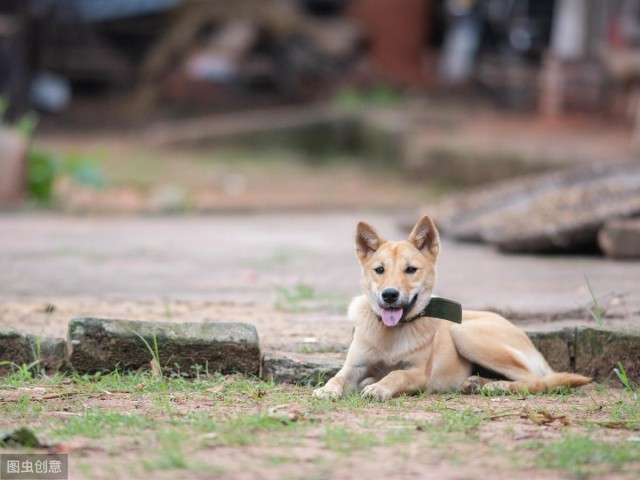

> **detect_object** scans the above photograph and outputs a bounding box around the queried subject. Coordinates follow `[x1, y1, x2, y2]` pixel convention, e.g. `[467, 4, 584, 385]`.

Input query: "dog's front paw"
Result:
[460, 375, 489, 395]
[361, 383, 393, 401]
[313, 384, 343, 400]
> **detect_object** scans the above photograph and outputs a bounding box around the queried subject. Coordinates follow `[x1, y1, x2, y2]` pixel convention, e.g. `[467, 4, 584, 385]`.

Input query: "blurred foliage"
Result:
[0, 97, 38, 138]
[28, 150, 107, 202]
[333, 86, 403, 109]
[1, 97, 107, 203]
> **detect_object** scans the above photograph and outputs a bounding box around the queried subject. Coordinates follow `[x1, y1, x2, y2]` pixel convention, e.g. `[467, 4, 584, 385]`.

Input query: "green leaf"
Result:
[27, 150, 61, 202]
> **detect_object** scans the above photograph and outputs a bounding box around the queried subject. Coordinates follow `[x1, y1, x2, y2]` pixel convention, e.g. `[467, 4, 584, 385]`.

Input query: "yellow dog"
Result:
[314, 216, 591, 400]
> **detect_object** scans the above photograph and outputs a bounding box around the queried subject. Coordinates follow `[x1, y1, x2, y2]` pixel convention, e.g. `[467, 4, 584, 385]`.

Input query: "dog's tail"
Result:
[541, 372, 592, 392]
[503, 371, 592, 394]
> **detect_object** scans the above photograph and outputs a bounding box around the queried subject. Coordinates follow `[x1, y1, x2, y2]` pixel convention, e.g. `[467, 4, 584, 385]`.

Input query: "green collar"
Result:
[403, 296, 462, 324]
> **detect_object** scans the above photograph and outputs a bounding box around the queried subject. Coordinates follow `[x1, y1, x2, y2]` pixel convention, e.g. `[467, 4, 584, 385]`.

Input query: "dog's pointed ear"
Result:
[408, 215, 440, 257]
[355, 221, 385, 262]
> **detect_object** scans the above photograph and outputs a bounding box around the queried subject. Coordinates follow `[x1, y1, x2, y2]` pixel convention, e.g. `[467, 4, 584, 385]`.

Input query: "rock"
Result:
[0, 127, 27, 205]
[598, 218, 640, 259]
[575, 327, 640, 384]
[434, 161, 640, 252]
[67, 318, 261, 376]
[26, 335, 67, 373]
[0, 327, 35, 375]
[526, 329, 575, 373]
[261, 350, 343, 385]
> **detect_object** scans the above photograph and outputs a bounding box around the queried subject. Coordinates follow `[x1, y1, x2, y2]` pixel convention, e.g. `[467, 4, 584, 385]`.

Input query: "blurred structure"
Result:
[1, 0, 640, 122]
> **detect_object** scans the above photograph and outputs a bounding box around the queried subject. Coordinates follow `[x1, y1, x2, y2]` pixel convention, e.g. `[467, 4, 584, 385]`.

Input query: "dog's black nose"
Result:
[381, 288, 400, 304]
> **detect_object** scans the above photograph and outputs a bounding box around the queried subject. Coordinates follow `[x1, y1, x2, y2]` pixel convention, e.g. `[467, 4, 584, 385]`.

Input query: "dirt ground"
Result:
[1, 377, 639, 480]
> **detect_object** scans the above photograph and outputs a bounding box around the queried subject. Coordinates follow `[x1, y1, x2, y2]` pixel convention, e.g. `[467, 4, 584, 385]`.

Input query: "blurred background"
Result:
[1, 0, 640, 258]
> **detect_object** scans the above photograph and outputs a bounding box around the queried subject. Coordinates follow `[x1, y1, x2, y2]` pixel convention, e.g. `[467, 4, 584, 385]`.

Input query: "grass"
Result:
[614, 361, 639, 394]
[142, 430, 188, 470]
[1, 370, 639, 478]
[531, 435, 640, 478]
[323, 425, 381, 451]
[434, 408, 487, 433]
[55, 409, 154, 439]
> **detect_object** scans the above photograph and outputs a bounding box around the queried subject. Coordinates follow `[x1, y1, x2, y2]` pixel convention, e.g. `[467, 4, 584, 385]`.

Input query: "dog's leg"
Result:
[313, 364, 368, 399]
[361, 368, 427, 401]
[451, 319, 590, 394]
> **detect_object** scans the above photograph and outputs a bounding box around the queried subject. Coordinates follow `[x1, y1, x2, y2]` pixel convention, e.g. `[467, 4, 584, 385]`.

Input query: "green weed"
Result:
[131, 331, 164, 380]
[3, 395, 44, 418]
[0, 361, 39, 383]
[27, 150, 106, 203]
[584, 276, 606, 327]
[275, 283, 316, 312]
[614, 362, 639, 396]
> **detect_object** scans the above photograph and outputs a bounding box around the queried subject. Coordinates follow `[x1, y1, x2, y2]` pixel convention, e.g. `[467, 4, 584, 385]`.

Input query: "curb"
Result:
[1, 320, 638, 384]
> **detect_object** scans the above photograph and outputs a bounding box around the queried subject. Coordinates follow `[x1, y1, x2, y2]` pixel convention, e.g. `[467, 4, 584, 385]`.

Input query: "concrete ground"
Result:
[1, 212, 639, 346]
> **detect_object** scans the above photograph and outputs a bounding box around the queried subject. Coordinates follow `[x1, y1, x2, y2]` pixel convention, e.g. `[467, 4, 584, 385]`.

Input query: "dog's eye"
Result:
[405, 266, 418, 274]
[374, 266, 384, 274]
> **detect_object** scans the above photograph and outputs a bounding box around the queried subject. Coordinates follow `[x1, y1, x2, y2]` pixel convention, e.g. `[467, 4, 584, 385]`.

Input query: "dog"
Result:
[313, 216, 591, 400]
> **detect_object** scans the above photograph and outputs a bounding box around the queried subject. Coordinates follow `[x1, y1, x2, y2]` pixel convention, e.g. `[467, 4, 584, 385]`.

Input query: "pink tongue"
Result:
[381, 308, 403, 327]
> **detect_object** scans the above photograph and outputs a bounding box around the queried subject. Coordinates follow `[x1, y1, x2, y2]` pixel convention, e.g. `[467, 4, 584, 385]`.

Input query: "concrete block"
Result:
[262, 350, 343, 385]
[67, 318, 261, 376]
[575, 327, 640, 383]
[0, 327, 35, 375]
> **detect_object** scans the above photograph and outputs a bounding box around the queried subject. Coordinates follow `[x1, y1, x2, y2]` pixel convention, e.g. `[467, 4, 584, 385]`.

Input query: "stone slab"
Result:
[67, 317, 261, 376]
[261, 350, 343, 385]
[598, 218, 640, 259]
[434, 161, 640, 253]
[0, 326, 35, 375]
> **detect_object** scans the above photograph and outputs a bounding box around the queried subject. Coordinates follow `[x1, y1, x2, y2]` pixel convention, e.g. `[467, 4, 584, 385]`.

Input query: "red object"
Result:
[349, 0, 433, 86]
